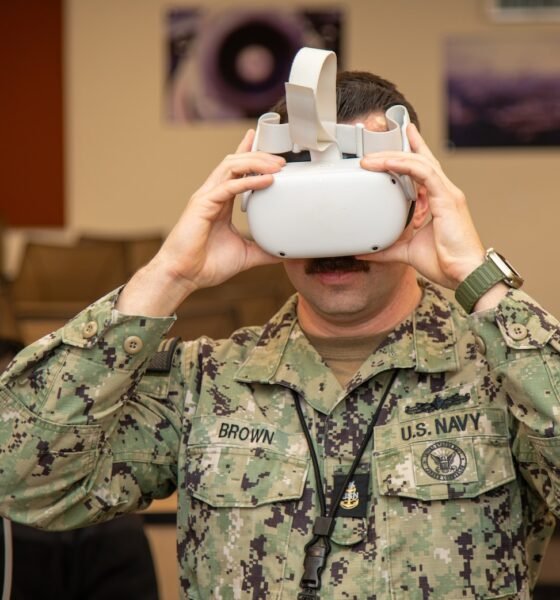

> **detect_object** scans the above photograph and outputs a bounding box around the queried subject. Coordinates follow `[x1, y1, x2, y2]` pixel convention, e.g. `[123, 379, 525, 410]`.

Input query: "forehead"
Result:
[346, 111, 388, 132]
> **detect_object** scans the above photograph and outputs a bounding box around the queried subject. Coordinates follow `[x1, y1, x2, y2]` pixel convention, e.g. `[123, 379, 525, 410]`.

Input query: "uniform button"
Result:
[82, 321, 98, 339]
[474, 335, 486, 355]
[509, 323, 528, 341]
[123, 335, 143, 355]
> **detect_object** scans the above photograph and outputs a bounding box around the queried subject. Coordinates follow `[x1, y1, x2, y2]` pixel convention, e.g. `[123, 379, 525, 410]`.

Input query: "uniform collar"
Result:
[234, 280, 459, 415]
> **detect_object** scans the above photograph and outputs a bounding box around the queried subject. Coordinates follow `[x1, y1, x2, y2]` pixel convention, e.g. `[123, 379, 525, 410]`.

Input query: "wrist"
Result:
[117, 257, 198, 317]
[449, 255, 486, 290]
[454, 248, 523, 313]
[472, 282, 509, 312]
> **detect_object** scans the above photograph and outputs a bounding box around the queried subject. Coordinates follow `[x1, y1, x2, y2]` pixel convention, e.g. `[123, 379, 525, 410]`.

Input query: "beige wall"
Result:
[6, 0, 560, 314]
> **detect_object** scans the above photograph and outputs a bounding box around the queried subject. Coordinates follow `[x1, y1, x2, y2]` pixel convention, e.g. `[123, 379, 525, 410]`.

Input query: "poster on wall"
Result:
[165, 7, 343, 122]
[486, 0, 560, 22]
[445, 35, 560, 148]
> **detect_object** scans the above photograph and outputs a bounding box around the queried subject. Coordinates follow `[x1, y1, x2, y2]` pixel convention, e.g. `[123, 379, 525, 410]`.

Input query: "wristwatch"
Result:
[455, 248, 524, 313]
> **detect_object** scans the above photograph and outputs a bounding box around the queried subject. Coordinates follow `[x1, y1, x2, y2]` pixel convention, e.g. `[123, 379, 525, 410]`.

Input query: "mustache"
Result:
[305, 256, 371, 274]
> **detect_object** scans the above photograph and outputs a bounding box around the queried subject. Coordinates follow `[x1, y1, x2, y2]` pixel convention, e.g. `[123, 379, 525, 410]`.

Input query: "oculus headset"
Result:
[241, 47, 416, 258]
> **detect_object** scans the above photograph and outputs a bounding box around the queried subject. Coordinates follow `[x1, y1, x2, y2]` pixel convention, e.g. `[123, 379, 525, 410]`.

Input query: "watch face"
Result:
[487, 249, 524, 288]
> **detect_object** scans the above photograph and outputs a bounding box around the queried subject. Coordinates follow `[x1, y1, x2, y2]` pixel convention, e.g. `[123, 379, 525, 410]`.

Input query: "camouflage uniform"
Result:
[1, 279, 560, 599]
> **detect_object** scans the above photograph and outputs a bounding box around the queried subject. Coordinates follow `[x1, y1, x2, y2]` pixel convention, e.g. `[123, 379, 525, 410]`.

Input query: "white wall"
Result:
[6, 0, 560, 314]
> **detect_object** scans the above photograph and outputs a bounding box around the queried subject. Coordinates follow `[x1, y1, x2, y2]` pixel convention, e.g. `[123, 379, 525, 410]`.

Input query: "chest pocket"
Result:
[373, 405, 518, 600]
[186, 445, 308, 507]
[181, 416, 309, 600]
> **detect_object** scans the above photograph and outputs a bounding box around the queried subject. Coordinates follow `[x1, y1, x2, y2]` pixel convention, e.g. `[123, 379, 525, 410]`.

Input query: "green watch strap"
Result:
[455, 259, 504, 313]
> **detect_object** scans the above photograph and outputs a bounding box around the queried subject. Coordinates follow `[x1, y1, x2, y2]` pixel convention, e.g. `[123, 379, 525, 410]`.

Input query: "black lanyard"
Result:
[292, 369, 399, 600]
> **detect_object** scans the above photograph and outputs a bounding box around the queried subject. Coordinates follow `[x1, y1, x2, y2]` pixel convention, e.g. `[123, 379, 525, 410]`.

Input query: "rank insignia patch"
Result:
[333, 473, 369, 518]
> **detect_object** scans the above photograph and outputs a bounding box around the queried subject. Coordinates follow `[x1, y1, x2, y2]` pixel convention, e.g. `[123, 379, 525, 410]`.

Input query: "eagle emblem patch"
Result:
[421, 441, 467, 481]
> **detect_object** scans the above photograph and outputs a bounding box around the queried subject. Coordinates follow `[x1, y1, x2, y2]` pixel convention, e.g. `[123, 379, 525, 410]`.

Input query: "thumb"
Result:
[355, 240, 410, 265]
[243, 240, 283, 270]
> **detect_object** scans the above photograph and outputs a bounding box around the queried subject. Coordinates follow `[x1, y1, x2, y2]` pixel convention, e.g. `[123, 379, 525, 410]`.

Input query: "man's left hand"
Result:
[357, 123, 486, 291]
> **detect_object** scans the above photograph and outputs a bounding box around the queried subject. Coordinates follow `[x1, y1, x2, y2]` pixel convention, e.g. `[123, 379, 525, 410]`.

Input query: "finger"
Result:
[362, 150, 415, 161]
[405, 125, 462, 191]
[191, 173, 275, 224]
[201, 155, 283, 192]
[362, 148, 437, 174]
[362, 155, 448, 197]
[225, 151, 285, 167]
[206, 174, 275, 205]
[363, 127, 446, 181]
[226, 151, 286, 165]
[375, 149, 460, 196]
[406, 124, 439, 165]
[235, 129, 255, 153]
[226, 157, 284, 181]
[361, 150, 433, 173]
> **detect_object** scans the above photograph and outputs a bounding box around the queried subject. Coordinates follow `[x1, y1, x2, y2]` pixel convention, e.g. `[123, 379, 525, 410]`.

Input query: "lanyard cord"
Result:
[293, 369, 399, 600]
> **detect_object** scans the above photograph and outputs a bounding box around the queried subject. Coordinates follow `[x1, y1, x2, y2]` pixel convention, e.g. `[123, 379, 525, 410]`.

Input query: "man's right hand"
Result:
[116, 130, 285, 317]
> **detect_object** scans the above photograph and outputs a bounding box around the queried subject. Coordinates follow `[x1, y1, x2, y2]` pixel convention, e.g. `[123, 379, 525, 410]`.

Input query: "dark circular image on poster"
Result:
[166, 8, 343, 121]
[202, 16, 302, 115]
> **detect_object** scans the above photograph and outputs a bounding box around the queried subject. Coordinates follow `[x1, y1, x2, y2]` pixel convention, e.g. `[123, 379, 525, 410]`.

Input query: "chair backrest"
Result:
[9, 238, 294, 342]
[0, 277, 21, 339]
[10, 242, 128, 303]
[78, 235, 163, 278]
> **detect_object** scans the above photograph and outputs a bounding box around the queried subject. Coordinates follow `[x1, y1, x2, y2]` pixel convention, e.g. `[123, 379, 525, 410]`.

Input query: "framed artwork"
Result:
[446, 34, 560, 147]
[486, 0, 560, 22]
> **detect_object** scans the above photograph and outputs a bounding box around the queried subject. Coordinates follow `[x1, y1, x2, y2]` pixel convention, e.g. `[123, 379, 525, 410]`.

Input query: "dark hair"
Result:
[271, 70, 420, 129]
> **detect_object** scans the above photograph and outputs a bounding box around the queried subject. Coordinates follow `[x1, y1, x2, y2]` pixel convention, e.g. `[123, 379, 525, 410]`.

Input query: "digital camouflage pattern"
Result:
[2, 280, 560, 599]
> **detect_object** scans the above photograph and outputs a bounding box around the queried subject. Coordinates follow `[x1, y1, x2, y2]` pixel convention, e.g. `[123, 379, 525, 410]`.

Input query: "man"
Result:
[1, 71, 559, 599]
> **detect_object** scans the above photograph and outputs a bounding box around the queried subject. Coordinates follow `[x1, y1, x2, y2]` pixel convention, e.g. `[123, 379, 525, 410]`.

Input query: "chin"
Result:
[308, 294, 374, 319]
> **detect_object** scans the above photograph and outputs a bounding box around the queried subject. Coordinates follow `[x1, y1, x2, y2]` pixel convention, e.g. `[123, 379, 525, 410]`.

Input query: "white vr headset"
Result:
[241, 47, 416, 258]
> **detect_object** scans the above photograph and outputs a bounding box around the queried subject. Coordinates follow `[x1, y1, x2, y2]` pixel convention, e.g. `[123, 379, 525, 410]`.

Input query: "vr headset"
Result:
[241, 47, 416, 258]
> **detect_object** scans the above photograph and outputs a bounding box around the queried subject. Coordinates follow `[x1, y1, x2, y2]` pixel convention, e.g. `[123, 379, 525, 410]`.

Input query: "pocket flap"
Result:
[376, 436, 516, 501]
[186, 446, 308, 508]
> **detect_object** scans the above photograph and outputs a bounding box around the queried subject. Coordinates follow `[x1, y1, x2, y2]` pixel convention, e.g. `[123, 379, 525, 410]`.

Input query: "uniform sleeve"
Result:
[0, 288, 194, 530]
[469, 288, 560, 515]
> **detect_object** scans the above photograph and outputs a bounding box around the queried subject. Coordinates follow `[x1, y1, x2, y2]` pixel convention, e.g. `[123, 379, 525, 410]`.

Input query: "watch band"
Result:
[455, 259, 505, 314]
